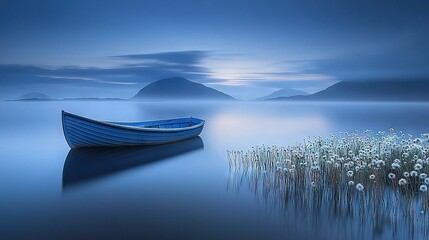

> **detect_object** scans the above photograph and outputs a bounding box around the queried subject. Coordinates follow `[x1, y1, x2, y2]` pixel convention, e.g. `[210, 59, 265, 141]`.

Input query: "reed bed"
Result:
[227, 130, 429, 239]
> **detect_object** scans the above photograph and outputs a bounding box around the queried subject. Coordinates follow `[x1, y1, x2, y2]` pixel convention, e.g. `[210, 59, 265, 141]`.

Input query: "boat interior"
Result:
[108, 117, 204, 129]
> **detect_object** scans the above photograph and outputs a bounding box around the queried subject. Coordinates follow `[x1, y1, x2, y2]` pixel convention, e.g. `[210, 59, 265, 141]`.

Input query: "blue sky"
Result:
[0, 0, 428, 99]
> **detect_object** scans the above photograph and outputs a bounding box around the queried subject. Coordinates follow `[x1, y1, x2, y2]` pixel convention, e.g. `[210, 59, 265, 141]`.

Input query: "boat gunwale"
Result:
[62, 110, 205, 133]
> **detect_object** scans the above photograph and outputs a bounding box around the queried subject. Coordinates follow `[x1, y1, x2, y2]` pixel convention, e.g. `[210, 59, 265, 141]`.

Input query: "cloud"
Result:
[0, 50, 339, 99]
[35, 75, 138, 85]
[0, 50, 336, 90]
[204, 56, 336, 91]
[304, 33, 429, 81]
[0, 50, 216, 88]
[111, 50, 209, 65]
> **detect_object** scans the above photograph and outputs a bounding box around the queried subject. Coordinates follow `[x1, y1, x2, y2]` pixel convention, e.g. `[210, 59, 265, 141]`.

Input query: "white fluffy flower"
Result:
[414, 163, 423, 170]
[403, 172, 410, 178]
[398, 178, 407, 186]
[348, 181, 355, 186]
[311, 165, 320, 171]
[369, 174, 375, 180]
[420, 185, 428, 192]
[356, 183, 364, 191]
[391, 162, 400, 169]
[425, 178, 429, 185]
[388, 173, 396, 179]
[420, 173, 428, 179]
[376, 160, 385, 167]
[411, 171, 418, 177]
[347, 171, 354, 177]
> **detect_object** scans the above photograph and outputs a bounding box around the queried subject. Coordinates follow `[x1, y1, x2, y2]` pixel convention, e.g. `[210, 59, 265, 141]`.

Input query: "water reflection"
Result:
[228, 167, 429, 240]
[63, 137, 204, 189]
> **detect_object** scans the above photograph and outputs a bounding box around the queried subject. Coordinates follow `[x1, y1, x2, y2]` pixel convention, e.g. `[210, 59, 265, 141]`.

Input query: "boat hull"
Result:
[62, 111, 204, 148]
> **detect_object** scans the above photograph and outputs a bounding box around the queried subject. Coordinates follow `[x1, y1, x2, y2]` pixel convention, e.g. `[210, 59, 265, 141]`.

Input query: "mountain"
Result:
[132, 77, 234, 100]
[257, 88, 308, 100]
[270, 80, 429, 101]
[62, 98, 124, 101]
[17, 92, 52, 101]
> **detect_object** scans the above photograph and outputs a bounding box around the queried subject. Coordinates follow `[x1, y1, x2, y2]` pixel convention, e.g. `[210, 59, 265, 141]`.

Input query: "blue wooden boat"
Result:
[62, 110, 205, 148]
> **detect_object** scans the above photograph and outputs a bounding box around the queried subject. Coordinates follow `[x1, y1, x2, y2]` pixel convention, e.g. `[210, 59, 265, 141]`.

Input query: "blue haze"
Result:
[1, 101, 429, 239]
[1, 1, 429, 99]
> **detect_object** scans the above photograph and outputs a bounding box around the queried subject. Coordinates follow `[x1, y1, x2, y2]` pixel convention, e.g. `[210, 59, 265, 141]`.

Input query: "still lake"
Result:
[1, 101, 428, 240]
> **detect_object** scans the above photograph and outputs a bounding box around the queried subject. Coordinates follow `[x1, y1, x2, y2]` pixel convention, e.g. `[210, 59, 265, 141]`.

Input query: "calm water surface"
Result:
[0, 101, 428, 239]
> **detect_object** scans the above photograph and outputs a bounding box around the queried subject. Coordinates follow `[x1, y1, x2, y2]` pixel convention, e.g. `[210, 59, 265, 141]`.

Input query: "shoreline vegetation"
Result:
[228, 130, 429, 237]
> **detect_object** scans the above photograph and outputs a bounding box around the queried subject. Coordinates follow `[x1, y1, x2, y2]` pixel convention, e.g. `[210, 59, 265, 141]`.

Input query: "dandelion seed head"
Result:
[414, 163, 423, 170]
[398, 178, 407, 186]
[411, 171, 418, 177]
[391, 162, 401, 169]
[347, 171, 354, 177]
[420, 185, 428, 192]
[369, 174, 375, 180]
[356, 183, 364, 191]
[311, 165, 320, 171]
[376, 160, 385, 167]
[388, 173, 396, 179]
[404, 172, 410, 178]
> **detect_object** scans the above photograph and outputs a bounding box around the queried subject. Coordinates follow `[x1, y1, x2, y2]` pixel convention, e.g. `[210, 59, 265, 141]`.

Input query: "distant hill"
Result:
[12, 93, 124, 101]
[62, 98, 124, 101]
[132, 77, 234, 100]
[257, 88, 308, 100]
[17, 92, 53, 101]
[270, 80, 429, 101]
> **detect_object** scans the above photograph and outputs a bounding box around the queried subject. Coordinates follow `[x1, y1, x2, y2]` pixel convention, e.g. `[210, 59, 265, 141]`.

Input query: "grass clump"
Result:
[227, 129, 429, 238]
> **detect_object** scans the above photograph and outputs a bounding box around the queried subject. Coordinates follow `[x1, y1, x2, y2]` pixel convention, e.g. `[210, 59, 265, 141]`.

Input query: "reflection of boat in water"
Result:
[62, 111, 205, 148]
[62, 137, 204, 188]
